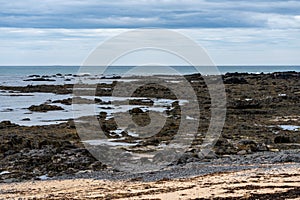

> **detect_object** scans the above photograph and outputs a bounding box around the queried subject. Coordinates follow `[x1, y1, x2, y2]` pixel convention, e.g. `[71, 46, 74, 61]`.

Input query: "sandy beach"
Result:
[1, 163, 300, 199]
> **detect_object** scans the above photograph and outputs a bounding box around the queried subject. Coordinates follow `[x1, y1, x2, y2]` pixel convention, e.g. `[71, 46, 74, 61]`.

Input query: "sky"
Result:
[0, 0, 300, 66]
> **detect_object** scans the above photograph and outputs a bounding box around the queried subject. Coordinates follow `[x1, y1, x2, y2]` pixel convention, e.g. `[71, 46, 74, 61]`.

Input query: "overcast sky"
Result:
[1, 0, 300, 65]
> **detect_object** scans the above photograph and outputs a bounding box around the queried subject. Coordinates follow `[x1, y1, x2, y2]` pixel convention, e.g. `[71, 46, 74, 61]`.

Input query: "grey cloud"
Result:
[0, 0, 299, 28]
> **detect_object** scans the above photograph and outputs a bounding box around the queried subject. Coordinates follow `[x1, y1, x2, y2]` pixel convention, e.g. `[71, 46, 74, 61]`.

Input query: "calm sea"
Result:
[1, 65, 299, 126]
[0, 66, 300, 76]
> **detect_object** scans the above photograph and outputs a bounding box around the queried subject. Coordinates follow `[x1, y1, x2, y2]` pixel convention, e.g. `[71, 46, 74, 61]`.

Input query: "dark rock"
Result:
[53, 97, 94, 105]
[0, 85, 72, 95]
[100, 76, 121, 79]
[171, 101, 180, 107]
[0, 121, 18, 129]
[1, 108, 13, 112]
[0, 145, 106, 182]
[28, 104, 64, 112]
[272, 153, 300, 163]
[229, 100, 262, 109]
[129, 99, 154, 106]
[274, 136, 292, 144]
[94, 98, 102, 103]
[214, 138, 236, 155]
[99, 112, 108, 119]
[272, 71, 300, 79]
[28, 75, 40, 78]
[223, 77, 248, 84]
[89, 161, 107, 170]
[257, 143, 269, 151]
[100, 106, 113, 110]
[52, 98, 72, 105]
[236, 140, 258, 152]
[130, 107, 144, 114]
[24, 78, 56, 82]
[175, 152, 199, 165]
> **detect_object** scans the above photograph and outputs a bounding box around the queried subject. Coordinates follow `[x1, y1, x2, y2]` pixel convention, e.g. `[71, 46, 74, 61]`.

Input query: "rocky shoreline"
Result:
[0, 72, 299, 184]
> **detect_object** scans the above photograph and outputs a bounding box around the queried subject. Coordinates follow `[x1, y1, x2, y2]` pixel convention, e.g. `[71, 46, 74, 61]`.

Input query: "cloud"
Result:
[0, 0, 299, 28]
[0, 1, 299, 65]
[0, 28, 300, 65]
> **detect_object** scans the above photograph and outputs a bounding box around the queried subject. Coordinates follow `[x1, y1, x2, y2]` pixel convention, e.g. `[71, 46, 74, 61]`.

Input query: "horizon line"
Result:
[0, 65, 300, 67]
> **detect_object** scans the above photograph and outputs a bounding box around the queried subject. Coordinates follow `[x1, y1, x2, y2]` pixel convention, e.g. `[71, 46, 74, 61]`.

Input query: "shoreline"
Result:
[1, 162, 299, 199]
[0, 71, 300, 198]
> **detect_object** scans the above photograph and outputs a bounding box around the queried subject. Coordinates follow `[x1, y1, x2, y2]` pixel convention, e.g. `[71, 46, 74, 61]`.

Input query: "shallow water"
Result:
[83, 138, 139, 146]
[1, 91, 188, 126]
[279, 125, 300, 131]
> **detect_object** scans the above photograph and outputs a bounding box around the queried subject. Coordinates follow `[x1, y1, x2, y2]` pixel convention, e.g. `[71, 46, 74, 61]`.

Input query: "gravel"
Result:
[55, 149, 300, 182]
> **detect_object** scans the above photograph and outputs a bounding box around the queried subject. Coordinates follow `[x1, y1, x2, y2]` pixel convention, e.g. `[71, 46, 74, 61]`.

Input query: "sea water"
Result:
[1, 65, 300, 76]
[0, 65, 299, 126]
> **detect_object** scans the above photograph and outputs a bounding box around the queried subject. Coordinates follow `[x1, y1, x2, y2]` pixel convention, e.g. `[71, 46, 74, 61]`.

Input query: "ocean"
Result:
[0, 65, 299, 126]
[0, 65, 300, 76]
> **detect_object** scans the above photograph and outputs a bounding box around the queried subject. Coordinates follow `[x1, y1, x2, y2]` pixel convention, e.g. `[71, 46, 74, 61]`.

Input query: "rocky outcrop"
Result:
[0, 145, 106, 182]
[0, 121, 19, 129]
[223, 76, 248, 84]
[24, 78, 56, 82]
[1, 72, 300, 182]
[28, 104, 64, 112]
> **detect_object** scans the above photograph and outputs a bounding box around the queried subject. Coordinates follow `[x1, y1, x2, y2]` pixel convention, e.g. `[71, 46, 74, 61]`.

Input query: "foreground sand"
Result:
[1, 163, 299, 199]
